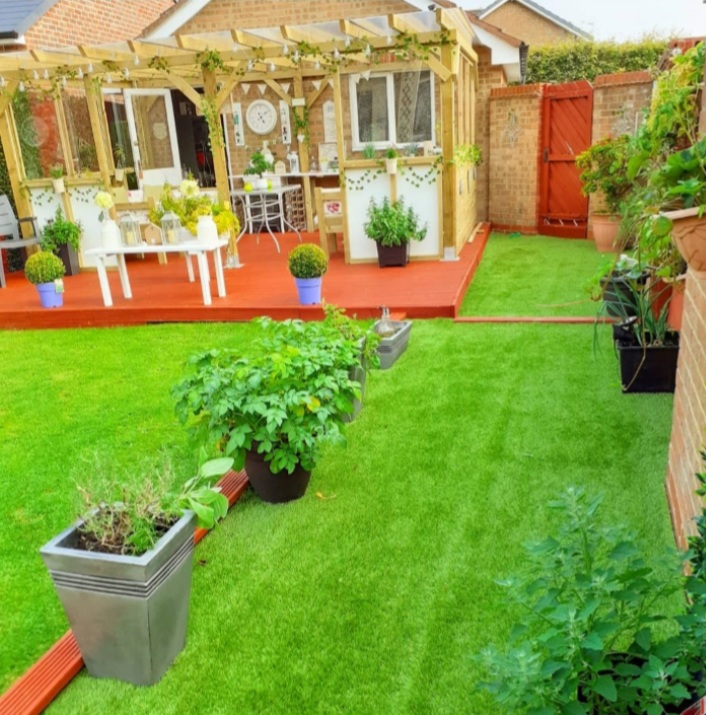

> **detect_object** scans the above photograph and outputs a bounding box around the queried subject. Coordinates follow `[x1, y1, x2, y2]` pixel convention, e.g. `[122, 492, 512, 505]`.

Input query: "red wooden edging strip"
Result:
[0, 469, 249, 715]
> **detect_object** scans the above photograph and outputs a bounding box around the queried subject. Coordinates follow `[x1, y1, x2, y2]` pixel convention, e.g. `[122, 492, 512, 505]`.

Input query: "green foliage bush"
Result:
[526, 39, 667, 84]
[576, 136, 633, 214]
[288, 243, 328, 278]
[364, 197, 427, 247]
[24, 251, 65, 284]
[41, 207, 82, 252]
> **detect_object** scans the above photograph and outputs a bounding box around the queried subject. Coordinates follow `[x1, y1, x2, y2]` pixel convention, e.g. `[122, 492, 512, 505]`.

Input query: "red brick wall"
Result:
[488, 84, 543, 232]
[18, 0, 173, 49]
[587, 71, 653, 236]
[179, 0, 413, 34]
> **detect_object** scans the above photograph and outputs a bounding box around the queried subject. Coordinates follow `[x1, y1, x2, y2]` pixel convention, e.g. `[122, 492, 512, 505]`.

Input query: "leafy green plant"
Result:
[364, 197, 427, 247]
[384, 147, 399, 160]
[243, 150, 274, 176]
[40, 207, 81, 252]
[322, 302, 380, 371]
[452, 143, 482, 167]
[479, 486, 705, 715]
[362, 144, 376, 160]
[76, 457, 232, 557]
[172, 319, 362, 475]
[288, 243, 328, 278]
[525, 39, 667, 84]
[48, 164, 64, 180]
[24, 251, 65, 284]
[576, 136, 633, 214]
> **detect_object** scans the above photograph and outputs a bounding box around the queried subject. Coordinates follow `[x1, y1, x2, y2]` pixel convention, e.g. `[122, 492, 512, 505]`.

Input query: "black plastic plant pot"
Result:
[375, 242, 410, 268]
[617, 340, 680, 393]
[244, 450, 311, 504]
[601, 272, 648, 318]
[57, 244, 80, 276]
[40, 511, 196, 686]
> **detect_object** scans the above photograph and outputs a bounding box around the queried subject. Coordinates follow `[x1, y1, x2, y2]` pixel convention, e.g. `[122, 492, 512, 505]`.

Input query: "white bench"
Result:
[83, 240, 227, 307]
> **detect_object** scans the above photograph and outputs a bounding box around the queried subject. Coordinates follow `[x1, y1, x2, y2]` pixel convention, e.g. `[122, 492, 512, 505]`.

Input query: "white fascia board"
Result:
[145, 0, 212, 40]
[471, 24, 520, 80]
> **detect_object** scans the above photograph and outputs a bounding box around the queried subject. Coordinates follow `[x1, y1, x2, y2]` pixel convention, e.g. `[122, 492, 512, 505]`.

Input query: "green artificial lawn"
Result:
[0, 321, 676, 714]
[460, 233, 611, 317]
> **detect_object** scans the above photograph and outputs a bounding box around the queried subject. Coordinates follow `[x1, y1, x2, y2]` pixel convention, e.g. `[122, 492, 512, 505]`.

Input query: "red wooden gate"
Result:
[539, 81, 593, 238]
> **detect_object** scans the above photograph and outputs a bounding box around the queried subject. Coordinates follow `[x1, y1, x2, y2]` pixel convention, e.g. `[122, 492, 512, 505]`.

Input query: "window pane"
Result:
[394, 71, 432, 144]
[104, 93, 135, 172]
[15, 91, 64, 179]
[356, 76, 389, 143]
[62, 88, 99, 173]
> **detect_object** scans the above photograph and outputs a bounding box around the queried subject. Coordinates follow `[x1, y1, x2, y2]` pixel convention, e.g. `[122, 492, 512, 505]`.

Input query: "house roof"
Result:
[0, 0, 60, 39]
[466, 14, 523, 48]
[478, 0, 591, 41]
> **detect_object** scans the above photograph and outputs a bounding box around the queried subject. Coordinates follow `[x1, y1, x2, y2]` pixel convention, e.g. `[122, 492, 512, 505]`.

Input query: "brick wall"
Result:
[476, 48, 505, 223]
[665, 74, 706, 549]
[15, 0, 173, 49]
[482, 1, 577, 46]
[179, 0, 413, 34]
[587, 71, 653, 236]
[488, 84, 542, 231]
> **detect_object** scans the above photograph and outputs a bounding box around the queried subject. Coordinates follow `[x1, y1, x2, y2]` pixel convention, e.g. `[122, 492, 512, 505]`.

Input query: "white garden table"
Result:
[83, 240, 227, 307]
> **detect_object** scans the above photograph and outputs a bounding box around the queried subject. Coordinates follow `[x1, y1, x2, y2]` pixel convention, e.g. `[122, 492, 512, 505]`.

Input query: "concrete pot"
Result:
[662, 207, 706, 279]
[373, 319, 412, 370]
[40, 511, 196, 686]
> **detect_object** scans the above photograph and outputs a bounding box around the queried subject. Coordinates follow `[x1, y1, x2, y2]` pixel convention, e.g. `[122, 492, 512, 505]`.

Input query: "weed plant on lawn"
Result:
[0, 321, 675, 714]
[460, 233, 609, 317]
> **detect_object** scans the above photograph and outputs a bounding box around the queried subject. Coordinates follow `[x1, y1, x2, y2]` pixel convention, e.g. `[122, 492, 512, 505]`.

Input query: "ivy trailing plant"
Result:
[526, 38, 667, 84]
[452, 144, 482, 167]
[292, 104, 310, 144]
[200, 96, 224, 150]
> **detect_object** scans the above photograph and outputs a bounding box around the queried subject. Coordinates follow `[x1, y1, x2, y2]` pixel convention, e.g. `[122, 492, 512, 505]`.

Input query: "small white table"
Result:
[230, 185, 302, 252]
[84, 240, 227, 307]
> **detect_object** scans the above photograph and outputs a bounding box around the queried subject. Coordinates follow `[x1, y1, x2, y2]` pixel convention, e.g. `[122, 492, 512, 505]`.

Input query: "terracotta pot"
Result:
[663, 207, 706, 279]
[649, 278, 672, 320]
[668, 277, 686, 331]
[591, 214, 620, 252]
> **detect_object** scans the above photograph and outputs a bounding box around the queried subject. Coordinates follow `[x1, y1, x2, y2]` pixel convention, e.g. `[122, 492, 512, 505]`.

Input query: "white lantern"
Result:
[160, 211, 181, 245]
[119, 213, 141, 246]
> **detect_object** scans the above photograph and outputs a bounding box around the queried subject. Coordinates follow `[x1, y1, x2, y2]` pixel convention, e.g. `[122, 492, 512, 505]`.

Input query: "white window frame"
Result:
[349, 70, 435, 152]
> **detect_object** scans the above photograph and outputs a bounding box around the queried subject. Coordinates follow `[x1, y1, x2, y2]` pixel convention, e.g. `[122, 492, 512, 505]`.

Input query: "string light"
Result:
[386, 35, 392, 45]
[365, 44, 371, 57]
[246, 59, 253, 71]
[293, 50, 299, 63]
[133, 54, 140, 65]
[314, 59, 320, 70]
[105, 73, 112, 83]
[333, 47, 340, 60]
[32, 70, 39, 80]
[0, 76, 5, 88]
[18, 81, 25, 92]
[268, 62, 275, 72]
[61, 75, 67, 87]
[43, 68, 49, 80]
[77, 67, 84, 79]
[282, 43, 289, 55]
[344, 35, 351, 48]
[123, 67, 130, 78]
[87, 62, 93, 73]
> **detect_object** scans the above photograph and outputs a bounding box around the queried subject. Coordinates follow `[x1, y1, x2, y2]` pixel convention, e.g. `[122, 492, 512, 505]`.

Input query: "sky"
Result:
[454, 0, 706, 42]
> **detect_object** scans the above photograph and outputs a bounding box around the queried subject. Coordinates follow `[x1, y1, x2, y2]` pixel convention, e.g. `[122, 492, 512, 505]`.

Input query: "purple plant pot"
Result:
[293, 277, 322, 305]
[37, 282, 64, 309]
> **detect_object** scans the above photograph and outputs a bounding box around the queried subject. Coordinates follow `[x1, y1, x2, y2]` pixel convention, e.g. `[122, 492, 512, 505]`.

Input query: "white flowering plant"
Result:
[94, 191, 114, 222]
[179, 178, 200, 198]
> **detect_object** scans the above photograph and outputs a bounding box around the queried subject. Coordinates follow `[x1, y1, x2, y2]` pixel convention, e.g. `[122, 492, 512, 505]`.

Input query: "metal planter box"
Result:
[374, 320, 412, 370]
[40, 511, 196, 686]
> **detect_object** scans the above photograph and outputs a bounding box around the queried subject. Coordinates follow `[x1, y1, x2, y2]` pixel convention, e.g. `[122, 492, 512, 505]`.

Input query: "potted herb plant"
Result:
[479, 487, 706, 715]
[364, 197, 427, 268]
[113, 146, 126, 184]
[384, 147, 399, 175]
[24, 250, 65, 308]
[40, 458, 232, 686]
[172, 319, 361, 504]
[288, 243, 328, 305]
[49, 164, 65, 194]
[40, 207, 82, 276]
[576, 136, 633, 252]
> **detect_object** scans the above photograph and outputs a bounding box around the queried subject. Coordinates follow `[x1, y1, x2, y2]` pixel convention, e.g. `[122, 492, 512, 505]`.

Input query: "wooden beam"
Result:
[263, 79, 290, 106]
[306, 81, 329, 108]
[78, 45, 133, 62]
[388, 13, 427, 35]
[281, 24, 332, 45]
[0, 82, 18, 115]
[349, 18, 389, 38]
[331, 68, 350, 264]
[53, 96, 74, 177]
[440, 43, 456, 252]
[214, 75, 241, 111]
[424, 54, 451, 82]
[82, 75, 113, 203]
[293, 72, 313, 232]
[164, 72, 202, 107]
[231, 29, 281, 49]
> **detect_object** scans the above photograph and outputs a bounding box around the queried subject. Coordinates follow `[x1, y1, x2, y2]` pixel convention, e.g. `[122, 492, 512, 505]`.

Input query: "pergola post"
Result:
[202, 67, 240, 266]
[440, 43, 457, 257]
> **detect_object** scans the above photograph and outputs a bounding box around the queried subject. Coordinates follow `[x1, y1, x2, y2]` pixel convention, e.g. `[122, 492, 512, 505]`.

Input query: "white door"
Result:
[124, 89, 182, 187]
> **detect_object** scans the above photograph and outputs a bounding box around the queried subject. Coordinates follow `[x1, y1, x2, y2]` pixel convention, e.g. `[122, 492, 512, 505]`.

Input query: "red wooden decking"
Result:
[0, 227, 490, 330]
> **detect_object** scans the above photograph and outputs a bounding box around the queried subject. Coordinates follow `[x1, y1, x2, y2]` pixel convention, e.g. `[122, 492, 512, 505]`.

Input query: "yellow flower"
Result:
[179, 179, 200, 198]
[94, 191, 114, 210]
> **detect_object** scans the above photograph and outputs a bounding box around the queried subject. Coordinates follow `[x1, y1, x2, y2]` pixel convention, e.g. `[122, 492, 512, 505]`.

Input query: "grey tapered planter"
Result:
[40, 511, 196, 686]
[374, 320, 412, 370]
[343, 363, 366, 422]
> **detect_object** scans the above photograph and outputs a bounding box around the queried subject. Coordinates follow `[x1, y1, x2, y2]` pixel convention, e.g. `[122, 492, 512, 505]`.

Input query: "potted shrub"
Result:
[49, 164, 65, 194]
[244, 150, 274, 190]
[479, 487, 706, 714]
[172, 319, 361, 504]
[40, 457, 232, 685]
[40, 207, 82, 276]
[288, 243, 328, 305]
[24, 251, 65, 308]
[384, 146, 399, 175]
[576, 136, 632, 252]
[364, 197, 427, 268]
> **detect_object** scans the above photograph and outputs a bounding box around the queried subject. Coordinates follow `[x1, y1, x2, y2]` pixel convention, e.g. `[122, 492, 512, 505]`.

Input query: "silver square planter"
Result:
[40, 511, 196, 686]
[374, 320, 412, 370]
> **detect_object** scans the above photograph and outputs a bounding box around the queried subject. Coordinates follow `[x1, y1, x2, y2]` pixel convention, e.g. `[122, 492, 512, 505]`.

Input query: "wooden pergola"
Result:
[0, 7, 479, 264]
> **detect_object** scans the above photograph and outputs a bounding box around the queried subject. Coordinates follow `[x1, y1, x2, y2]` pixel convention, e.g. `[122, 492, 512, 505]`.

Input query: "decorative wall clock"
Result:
[245, 99, 277, 135]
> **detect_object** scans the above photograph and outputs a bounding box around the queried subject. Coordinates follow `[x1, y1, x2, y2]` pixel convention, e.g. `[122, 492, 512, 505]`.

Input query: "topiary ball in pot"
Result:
[288, 243, 328, 305]
[25, 251, 66, 309]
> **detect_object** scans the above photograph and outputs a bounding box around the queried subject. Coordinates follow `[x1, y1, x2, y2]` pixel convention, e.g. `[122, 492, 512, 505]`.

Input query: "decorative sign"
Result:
[274, 160, 287, 175]
[502, 109, 520, 145]
[257, 83, 267, 96]
[231, 102, 245, 146]
[323, 100, 336, 143]
[241, 83, 251, 96]
[152, 122, 167, 140]
[323, 200, 342, 217]
[279, 100, 292, 145]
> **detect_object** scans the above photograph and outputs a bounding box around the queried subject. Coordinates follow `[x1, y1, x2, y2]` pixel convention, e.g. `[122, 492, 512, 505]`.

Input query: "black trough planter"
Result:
[40, 511, 196, 686]
[615, 329, 680, 394]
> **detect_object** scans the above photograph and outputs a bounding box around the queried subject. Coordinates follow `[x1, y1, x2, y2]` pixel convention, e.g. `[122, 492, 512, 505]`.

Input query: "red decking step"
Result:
[0, 469, 250, 715]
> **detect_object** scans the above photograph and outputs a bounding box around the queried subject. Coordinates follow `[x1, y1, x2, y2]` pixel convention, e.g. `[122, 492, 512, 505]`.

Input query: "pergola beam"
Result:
[78, 45, 133, 62]
[164, 72, 203, 107]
